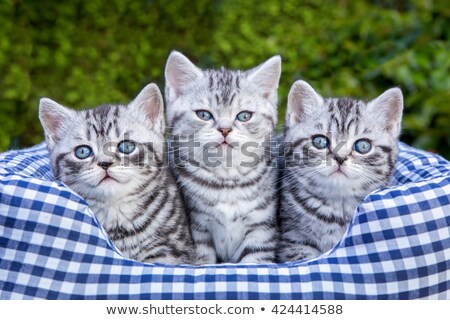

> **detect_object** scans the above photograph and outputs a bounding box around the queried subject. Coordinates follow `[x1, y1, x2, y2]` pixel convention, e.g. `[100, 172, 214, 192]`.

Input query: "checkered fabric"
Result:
[1, 142, 449, 299]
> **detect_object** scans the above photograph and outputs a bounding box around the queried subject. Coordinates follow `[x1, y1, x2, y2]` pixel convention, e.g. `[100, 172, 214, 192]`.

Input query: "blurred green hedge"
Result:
[1, 0, 449, 158]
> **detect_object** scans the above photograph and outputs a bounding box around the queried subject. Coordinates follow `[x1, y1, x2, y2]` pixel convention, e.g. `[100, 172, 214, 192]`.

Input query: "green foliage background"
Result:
[1, 0, 449, 158]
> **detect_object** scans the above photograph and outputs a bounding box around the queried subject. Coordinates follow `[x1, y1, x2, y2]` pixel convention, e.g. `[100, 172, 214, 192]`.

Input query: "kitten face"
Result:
[165, 51, 281, 169]
[39, 84, 165, 200]
[284, 80, 403, 196]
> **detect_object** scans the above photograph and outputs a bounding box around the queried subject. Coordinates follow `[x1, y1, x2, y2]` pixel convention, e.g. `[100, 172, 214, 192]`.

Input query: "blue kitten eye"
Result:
[118, 140, 136, 154]
[354, 139, 372, 154]
[236, 111, 252, 122]
[312, 135, 329, 149]
[74, 145, 93, 159]
[196, 110, 213, 121]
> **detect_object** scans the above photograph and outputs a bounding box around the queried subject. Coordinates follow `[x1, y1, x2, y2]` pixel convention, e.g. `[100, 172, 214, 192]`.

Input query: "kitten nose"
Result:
[218, 127, 232, 137]
[333, 154, 348, 165]
[98, 161, 113, 170]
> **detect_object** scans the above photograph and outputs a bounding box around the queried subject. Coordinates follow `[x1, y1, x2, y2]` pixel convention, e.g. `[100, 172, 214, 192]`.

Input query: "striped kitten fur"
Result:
[278, 80, 403, 262]
[165, 51, 281, 264]
[39, 84, 194, 264]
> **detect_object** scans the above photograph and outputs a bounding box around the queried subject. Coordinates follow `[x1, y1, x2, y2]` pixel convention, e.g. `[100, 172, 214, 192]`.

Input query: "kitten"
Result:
[278, 80, 403, 262]
[164, 51, 281, 264]
[39, 83, 194, 264]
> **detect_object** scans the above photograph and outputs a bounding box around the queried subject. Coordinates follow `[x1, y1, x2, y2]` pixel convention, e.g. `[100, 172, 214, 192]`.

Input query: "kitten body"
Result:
[165, 51, 281, 264]
[278, 80, 403, 262]
[39, 84, 194, 264]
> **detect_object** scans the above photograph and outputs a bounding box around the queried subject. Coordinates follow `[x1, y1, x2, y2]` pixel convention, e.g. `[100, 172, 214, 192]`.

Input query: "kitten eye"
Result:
[196, 110, 213, 121]
[354, 139, 372, 154]
[236, 111, 252, 122]
[74, 145, 93, 159]
[312, 135, 329, 149]
[118, 140, 136, 154]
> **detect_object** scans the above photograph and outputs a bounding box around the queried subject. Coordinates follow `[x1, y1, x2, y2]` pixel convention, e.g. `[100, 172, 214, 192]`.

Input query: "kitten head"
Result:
[284, 80, 403, 196]
[164, 51, 281, 168]
[39, 83, 165, 199]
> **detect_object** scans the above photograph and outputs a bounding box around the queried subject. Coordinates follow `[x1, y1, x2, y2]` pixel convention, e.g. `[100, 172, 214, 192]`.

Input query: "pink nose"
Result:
[218, 128, 232, 137]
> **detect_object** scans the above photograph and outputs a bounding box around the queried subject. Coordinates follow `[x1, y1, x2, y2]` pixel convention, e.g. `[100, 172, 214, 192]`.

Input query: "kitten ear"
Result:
[286, 80, 324, 128]
[367, 88, 403, 136]
[39, 98, 76, 149]
[130, 83, 165, 133]
[164, 51, 203, 103]
[247, 55, 282, 105]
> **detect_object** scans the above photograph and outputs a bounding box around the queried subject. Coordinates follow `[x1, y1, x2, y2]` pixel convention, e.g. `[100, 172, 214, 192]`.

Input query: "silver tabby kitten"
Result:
[39, 83, 194, 264]
[278, 80, 403, 262]
[165, 51, 281, 264]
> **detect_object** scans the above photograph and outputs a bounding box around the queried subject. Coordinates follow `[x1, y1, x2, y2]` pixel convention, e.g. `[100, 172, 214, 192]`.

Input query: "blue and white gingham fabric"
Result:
[1, 142, 449, 299]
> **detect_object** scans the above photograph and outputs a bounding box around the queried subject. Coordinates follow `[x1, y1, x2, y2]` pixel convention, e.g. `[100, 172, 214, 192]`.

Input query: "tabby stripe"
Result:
[54, 152, 71, 178]
[374, 169, 383, 176]
[285, 251, 307, 261]
[113, 119, 120, 138]
[333, 116, 339, 131]
[387, 151, 394, 173]
[86, 123, 91, 141]
[137, 182, 164, 212]
[143, 189, 170, 217]
[142, 251, 167, 262]
[191, 208, 226, 228]
[236, 246, 275, 263]
[229, 92, 236, 106]
[109, 191, 169, 240]
[156, 213, 181, 238]
[282, 238, 320, 252]
[354, 121, 360, 135]
[301, 239, 321, 251]
[64, 159, 84, 175]
[365, 153, 382, 162]
[379, 145, 392, 153]
[327, 99, 334, 113]
[208, 74, 214, 89]
[143, 142, 162, 165]
[193, 235, 214, 247]
[169, 247, 184, 258]
[252, 195, 275, 211]
[92, 124, 99, 137]
[346, 118, 355, 134]
[128, 169, 163, 197]
[290, 182, 328, 206]
[182, 190, 217, 207]
[169, 112, 184, 130]
[290, 137, 309, 152]
[289, 190, 347, 227]
[355, 104, 361, 117]
[129, 148, 147, 166]
[244, 220, 275, 236]
[105, 122, 113, 136]
[175, 165, 267, 189]
[339, 111, 349, 135]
